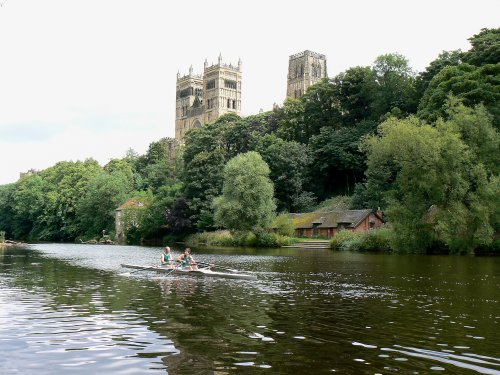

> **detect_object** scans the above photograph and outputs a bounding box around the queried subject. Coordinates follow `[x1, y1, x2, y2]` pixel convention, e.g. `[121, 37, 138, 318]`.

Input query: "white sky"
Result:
[0, 0, 498, 185]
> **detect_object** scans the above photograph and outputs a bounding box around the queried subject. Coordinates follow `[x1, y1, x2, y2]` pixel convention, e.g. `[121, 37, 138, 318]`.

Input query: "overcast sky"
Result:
[0, 0, 498, 185]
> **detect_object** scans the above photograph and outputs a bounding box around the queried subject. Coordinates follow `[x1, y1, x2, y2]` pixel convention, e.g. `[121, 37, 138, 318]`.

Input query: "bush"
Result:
[273, 214, 295, 237]
[330, 230, 360, 250]
[186, 230, 234, 247]
[232, 231, 257, 247]
[186, 229, 295, 248]
[255, 230, 295, 247]
[358, 227, 393, 252]
[331, 228, 394, 252]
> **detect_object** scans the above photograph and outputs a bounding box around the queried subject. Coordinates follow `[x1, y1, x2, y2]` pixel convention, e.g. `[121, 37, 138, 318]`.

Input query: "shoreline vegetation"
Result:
[0, 29, 498, 255]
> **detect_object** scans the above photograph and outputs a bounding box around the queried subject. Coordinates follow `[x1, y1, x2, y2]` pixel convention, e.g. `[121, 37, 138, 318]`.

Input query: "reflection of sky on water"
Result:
[0, 286, 178, 374]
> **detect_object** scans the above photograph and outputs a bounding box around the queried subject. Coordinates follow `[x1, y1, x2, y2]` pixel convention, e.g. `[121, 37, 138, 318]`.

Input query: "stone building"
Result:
[175, 54, 242, 141]
[115, 198, 147, 244]
[286, 50, 327, 99]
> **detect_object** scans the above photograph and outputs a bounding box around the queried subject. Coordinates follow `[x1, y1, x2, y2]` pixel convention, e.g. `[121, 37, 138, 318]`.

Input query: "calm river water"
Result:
[0, 244, 499, 374]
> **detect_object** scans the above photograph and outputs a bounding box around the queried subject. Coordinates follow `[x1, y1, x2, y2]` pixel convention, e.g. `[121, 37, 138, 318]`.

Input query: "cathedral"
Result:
[286, 50, 328, 98]
[174, 50, 327, 141]
[175, 54, 242, 141]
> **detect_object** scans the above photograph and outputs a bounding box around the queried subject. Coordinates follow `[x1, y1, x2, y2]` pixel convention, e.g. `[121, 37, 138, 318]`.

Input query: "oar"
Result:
[196, 261, 253, 274]
[122, 265, 155, 275]
[164, 267, 177, 276]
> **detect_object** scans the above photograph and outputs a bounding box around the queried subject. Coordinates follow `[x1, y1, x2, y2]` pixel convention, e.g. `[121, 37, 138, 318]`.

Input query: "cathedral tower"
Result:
[175, 67, 204, 140]
[175, 55, 242, 142]
[286, 50, 327, 98]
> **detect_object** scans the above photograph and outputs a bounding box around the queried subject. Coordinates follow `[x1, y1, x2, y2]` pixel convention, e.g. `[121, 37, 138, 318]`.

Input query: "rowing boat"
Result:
[120, 263, 257, 281]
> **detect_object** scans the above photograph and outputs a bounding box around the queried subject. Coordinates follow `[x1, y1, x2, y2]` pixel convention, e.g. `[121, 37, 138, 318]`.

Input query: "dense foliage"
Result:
[213, 152, 276, 231]
[0, 28, 498, 253]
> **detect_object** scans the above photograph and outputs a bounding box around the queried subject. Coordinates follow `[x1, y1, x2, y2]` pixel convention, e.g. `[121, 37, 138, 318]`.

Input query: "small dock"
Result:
[283, 240, 331, 249]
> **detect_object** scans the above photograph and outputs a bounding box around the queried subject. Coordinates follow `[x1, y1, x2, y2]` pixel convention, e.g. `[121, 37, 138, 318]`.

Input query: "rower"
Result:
[177, 248, 198, 271]
[161, 246, 174, 268]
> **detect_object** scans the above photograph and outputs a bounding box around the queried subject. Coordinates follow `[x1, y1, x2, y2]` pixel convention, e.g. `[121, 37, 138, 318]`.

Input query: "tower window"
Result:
[224, 79, 237, 89]
[206, 79, 216, 90]
[179, 87, 193, 98]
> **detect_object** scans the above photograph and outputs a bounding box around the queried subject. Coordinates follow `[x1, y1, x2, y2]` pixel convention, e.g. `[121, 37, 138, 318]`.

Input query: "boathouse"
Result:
[288, 209, 383, 238]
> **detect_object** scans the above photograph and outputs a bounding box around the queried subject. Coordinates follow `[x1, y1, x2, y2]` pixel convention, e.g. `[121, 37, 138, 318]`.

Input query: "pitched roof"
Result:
[290, 209, 374, 229]
[115, 198, 146, 211]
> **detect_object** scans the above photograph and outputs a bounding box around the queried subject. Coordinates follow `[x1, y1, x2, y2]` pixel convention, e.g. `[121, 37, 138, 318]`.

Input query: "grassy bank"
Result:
[330, 228, 393, 252]
[186, 230, 297, 248]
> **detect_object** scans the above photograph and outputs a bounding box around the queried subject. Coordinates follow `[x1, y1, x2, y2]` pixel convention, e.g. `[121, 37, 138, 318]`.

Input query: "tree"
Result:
[416, 50, 463, 99]
[463, 28, 500, 67]
[445, 100, 499, 175]
[418, 63, 500, 128]
[183, 149, 226, 230]
[213, 152, 276, 231]
[39, 159, 102, 240]
[255, 134, 312, 212]
[138, 183, 184, 240]
[332, 66, 377, 125]
[13, 174, 50, 239]
[167, 197, 193, 234]
[372, 53, 418, 119]
[308, 120, 376, 199]
[276, 97, 306, 142]
[301, 78, 342, 133]
[360, 109, 498, 253]
[0, 183, 17, 239]
[76, 171, 132, 238]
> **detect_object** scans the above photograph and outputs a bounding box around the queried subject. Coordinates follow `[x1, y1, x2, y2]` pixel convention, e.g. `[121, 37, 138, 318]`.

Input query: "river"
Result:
[0, 243, 499, 374]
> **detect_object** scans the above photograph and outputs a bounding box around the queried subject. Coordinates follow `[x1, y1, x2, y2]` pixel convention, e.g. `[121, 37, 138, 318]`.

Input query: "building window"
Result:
[232, 100, 236, 109]
[227, 99, 231, 108]
[224, 79, 237, 89]
[206, 79, 216, 90]
[179, 87, 193, 99]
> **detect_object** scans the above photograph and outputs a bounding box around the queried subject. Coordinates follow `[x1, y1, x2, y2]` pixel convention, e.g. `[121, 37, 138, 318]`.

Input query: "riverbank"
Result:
[185, 230, 297, 248]
[0, 240, 28, 249]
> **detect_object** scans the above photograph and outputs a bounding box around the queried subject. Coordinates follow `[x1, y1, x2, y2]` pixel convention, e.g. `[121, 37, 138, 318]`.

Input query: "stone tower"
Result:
[286, 50, 327, 99]
[175, 55, 242, 141]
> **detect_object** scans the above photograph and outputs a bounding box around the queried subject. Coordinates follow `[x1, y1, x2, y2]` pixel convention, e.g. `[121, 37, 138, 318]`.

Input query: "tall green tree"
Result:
[418, 63, 500, 128]
[309, 120, 376, 199]
[415, 50, 463, 99]
[463, 28, 500, 66]
[213, 152, 276, 231]
[361, 107, 498, 253]
[76, 171, 132, 238]
[275, 97, 307, 142]
[332, 66, 377, 125]
[138, 183, 184, 240]
[372, 53, 418, 119]
[0, 183, 18, 239]
[255, 134, 312, 212]
[183, 149, 226, 230]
